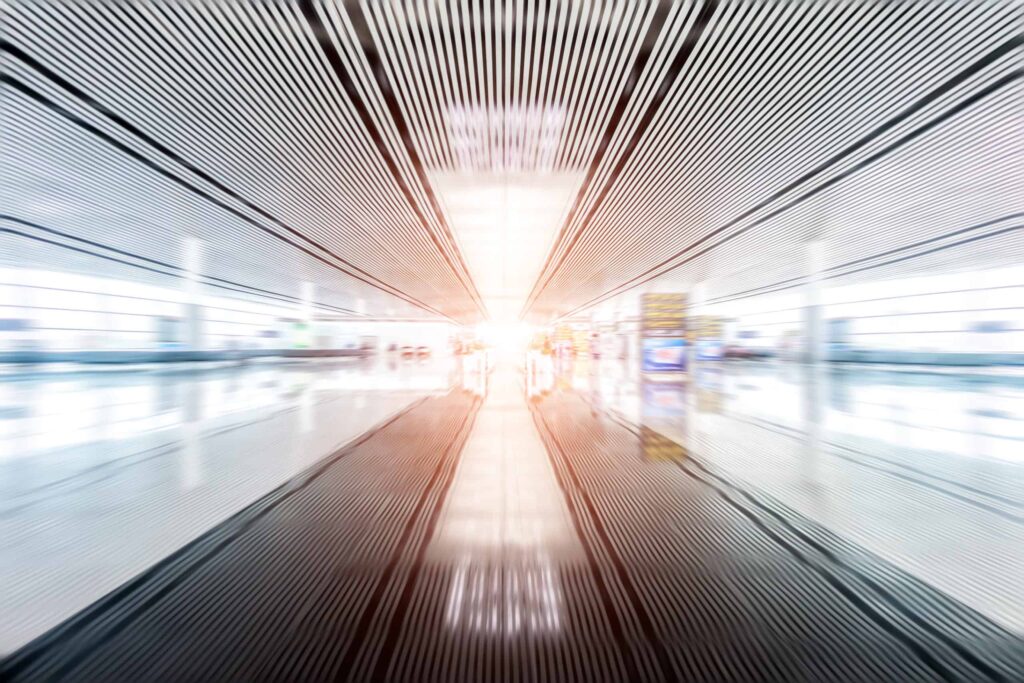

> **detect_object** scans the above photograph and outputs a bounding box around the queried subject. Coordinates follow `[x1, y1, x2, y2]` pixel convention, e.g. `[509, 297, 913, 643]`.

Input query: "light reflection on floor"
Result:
[561, 355, 1024, 633]
[585, 358, 1024, 463]
[0, 357, 455, 462]
[0, 356, 454, 654]
[431, 361, 581, 636]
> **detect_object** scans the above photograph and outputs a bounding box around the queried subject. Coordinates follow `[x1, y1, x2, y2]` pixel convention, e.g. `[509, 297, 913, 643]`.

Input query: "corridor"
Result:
[3, 0, 1022, 680]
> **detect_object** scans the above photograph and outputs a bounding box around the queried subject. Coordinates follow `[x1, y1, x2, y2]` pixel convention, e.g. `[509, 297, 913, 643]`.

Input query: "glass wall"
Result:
[700, 265, 1024, 360]
[4, 268, 309, 353]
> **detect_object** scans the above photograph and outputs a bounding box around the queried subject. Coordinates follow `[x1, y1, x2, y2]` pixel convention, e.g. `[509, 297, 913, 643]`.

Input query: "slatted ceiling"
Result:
[315, 2, 494, 318]
[694, 91, 1023, 302]
[2, 215, 410, 319]
[1, 94, 428, 320]
[353, 0, 663, 175]
[0, 80, 422, 318]
[3, 99, 414, 322]
[4, 0, 484, 322]
[348, 1, 673, 322]
[526, 1, 1021, 322]
[705, 230, 1024, 309]
[610, 6, 1003, 266]
[642, 201, 1024, 312]
[4, 1, 1020, 327]
[640, 97, 1018, 282]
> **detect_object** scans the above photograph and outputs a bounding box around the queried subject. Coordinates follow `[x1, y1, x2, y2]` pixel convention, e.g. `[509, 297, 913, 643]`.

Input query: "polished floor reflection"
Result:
[2, 357, 1022, 681]
[581, 357, 1024, 634]
[429, 363, 582, 640]
[0, 357, 452, 653]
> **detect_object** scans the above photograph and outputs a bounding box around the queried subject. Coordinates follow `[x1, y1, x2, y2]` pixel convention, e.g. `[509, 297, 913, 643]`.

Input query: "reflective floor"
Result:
[580, 357, 1024, 634]
[0, 357, 453, 653]
[2, 356, 1022, 681]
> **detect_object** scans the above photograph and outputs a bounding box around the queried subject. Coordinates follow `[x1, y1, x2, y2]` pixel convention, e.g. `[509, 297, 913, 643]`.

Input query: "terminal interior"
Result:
[2, 1, 1022, 681]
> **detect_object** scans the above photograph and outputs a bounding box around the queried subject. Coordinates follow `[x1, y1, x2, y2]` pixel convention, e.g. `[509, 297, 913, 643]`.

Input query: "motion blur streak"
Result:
[1, 1, 1022, 681]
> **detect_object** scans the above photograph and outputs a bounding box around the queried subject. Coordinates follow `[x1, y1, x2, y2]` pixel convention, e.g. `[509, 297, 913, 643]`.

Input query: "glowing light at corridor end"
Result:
[476, 322, 534, 353]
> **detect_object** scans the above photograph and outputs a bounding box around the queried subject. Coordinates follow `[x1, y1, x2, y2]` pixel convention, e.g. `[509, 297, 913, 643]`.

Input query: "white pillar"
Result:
[299, 281, 314, 349]
[689, 282, 707, 372]
[299, 377, 315, 434]
[183, 237, 204, 351]
[692, 282, 707, 316]
[300, 281, 314, 324]
[804, 241, 826, 365]
[801, 241, 828, 494]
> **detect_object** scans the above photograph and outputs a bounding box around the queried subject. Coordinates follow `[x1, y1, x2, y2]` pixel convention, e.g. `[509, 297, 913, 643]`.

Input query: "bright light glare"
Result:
[476, 321, 534, 353]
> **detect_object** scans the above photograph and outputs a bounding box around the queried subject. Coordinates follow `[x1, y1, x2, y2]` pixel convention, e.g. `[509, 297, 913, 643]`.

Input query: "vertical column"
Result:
[183, 237, 204, 352]
[803, 240, 826, 365]
[299, 382, 315, 434]
[300, 281, 314, 325]
[687, 282, 706, 444]
[689, 281, 706, 371]
[181, 238, 204, 485]
[299, 281, 314, 349]
[298, 282, 315, 428]
[97, 289, 113, 351]
[614, 297, 628, 364]
[801, 241, 828, 502]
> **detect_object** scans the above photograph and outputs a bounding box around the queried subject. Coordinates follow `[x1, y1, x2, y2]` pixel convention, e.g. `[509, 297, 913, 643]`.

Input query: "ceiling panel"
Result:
[520, 0, 1021, 321]
[4, 1, 1019, 326]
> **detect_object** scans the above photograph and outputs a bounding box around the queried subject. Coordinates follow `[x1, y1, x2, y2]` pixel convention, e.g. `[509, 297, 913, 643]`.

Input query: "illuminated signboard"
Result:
[641, 293, 687, 336]
[642, 337, 687, 372]
[691, 315, 722, 360]
[694, 315, 723, 340]
[641, 293, 688, 374]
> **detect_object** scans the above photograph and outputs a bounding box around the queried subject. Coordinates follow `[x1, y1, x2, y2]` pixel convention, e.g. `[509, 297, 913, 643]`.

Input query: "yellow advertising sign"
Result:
[692, 315, 724, 341]
[641, 293, 687, 335]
